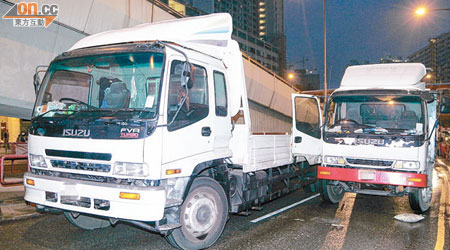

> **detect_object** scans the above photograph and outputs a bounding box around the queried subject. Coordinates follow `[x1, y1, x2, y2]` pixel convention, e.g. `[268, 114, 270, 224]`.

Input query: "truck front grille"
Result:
[45, 149, 112, 161]
[31, 169, 160, 187]
[346, 158, 393, 167]
[50, 160, 111, 172]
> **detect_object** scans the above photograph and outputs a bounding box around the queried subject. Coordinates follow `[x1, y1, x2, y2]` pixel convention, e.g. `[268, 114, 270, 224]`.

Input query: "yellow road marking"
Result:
[320, 193, 356, 250]
[434, 162, 449, 250]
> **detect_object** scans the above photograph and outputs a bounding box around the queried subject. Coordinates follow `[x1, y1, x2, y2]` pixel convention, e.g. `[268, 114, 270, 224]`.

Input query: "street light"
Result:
[415, 7, 426, 16]
[288, 73, 294, 88]
[414, 6, 450, 16]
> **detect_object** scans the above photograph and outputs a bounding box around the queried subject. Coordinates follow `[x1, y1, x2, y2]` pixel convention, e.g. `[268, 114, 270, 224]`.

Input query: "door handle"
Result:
[201, 127, 211, 137]
[294, 136, 302, 143]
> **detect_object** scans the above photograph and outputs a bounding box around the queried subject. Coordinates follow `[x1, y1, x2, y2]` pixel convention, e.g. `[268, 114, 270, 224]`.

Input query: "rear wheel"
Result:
[166, 177, 228, 250]
[408, 187, 432, 213]
[319, 180, 344, 203]
[64, 212, 111, 230]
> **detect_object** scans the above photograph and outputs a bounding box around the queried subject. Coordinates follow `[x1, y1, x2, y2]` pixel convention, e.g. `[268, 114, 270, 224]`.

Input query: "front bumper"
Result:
[24, 172, 166, 221]
[317, 166, 427, 188]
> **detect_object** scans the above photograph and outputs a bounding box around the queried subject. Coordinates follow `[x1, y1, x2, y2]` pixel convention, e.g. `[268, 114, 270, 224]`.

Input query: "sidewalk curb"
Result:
[0, 198, 44, 224]
[0, 210, 44, 224]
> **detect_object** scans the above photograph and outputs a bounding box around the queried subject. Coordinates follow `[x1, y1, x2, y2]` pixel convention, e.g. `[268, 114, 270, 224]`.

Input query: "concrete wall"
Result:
[0, 0, 176, 119]
[249, 101, 291, 134]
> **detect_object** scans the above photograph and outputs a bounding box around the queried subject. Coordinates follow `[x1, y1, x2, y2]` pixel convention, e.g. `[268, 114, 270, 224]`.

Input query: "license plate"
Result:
[60, 184, 79, 196]
[358, 170, 376, 180]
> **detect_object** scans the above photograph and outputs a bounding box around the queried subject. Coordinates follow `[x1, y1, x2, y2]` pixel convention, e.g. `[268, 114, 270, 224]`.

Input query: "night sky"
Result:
[284, 0, 450, 89]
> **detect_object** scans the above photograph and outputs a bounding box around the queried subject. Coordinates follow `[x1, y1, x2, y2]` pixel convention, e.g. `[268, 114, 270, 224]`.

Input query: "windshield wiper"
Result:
[35, 109, 76, 119]
[361, 126, 389, 134]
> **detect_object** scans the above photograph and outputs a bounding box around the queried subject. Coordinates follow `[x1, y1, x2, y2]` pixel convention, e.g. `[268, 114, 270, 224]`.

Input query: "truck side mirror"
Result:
[34, 65, 48, 96]
[33, 72, 41, 96]
[181, 62, 194, 89]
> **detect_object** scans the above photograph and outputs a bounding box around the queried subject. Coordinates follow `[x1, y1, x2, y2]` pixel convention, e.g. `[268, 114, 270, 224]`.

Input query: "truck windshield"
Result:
[325, 95, 424, 135]
[34, 52, 164, 119]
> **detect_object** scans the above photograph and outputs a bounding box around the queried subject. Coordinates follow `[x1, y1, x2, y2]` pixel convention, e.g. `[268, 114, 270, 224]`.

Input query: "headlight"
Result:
[29, 154, 47, 168]
[113, 162, 149, 177]
[393, 160, 419, 170]
[324, 155, 345, 165]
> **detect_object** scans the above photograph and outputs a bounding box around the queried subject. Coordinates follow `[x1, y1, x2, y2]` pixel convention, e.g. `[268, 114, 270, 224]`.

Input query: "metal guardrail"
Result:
[0, 142, 27, 155]
[0, 154, 28, 185]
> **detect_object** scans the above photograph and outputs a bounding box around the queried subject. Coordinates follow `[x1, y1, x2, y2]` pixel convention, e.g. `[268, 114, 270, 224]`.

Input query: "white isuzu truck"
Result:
[292, 63, 437, 213]
[24, 14, 316, 249]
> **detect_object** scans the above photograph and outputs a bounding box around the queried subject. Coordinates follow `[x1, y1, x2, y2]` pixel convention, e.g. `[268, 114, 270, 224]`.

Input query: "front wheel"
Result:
[408, 187, 432, 213]
[166, 177, 228, 250]
[64, 212, 111, 230]
[319, 180, 344, 203]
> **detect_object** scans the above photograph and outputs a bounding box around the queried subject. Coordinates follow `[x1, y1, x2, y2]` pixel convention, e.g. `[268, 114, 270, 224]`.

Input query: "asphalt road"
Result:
[1, 160, 449, 250]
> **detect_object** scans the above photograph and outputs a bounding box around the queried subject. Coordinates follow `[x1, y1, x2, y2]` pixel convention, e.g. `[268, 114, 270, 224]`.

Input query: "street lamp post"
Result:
[323, 0, 327, 101]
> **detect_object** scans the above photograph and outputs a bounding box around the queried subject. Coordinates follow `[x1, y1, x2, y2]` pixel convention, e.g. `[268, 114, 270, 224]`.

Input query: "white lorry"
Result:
[24, 14, 316, 249]
[292, 63, 437, 213]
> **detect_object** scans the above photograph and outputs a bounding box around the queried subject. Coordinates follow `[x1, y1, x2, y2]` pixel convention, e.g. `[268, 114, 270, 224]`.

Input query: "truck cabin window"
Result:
[294, 97, 320, 139]
[325, 95, 424, 135]
[167, 60, 209, 131]
[34, 52, 164, 119]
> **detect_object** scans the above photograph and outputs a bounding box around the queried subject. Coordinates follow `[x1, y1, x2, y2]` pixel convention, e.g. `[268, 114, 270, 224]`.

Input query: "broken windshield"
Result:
[325, 95, 425, 135]
[34, 52, 164, 120]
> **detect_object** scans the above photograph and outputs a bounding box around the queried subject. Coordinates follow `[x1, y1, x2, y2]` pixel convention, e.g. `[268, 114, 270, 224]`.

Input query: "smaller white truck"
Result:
[292, 63, 437, 213]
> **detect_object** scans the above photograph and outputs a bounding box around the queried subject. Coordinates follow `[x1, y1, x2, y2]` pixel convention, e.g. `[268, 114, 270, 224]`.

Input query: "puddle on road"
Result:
[310, 217, 342, 225]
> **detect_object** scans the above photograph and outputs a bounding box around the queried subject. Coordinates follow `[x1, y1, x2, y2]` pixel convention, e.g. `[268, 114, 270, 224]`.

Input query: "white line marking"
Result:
[250, 193, 320, 223]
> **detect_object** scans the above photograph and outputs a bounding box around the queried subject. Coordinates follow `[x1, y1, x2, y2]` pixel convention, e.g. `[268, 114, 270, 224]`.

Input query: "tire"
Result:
[319, 180, 344, 203]
[166, 177, 228, 250]
[64, 212, 111, 230]
[306, 181, 320, 193]
[408, 187, 432, 213]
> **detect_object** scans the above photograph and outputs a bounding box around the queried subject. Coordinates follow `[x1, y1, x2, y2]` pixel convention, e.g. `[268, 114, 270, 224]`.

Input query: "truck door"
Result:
[291, 94, 323, 165]
[426, 96, 437, 175]
[162, 59, 214, 171]
[211, 70, 232, 157]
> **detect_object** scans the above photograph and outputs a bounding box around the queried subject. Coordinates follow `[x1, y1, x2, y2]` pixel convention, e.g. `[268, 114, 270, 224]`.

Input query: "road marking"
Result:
[320, 192, 357, 250]
[250, 193, 320, 223]
[434, 163, 449, 250]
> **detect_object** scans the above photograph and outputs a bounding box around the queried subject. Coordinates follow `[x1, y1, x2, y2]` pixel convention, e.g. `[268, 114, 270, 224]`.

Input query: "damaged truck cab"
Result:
[292, 63, 437, 213]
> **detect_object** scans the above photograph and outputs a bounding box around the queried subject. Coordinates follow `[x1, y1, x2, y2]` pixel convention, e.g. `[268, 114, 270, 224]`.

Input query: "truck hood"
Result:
[323, 142, 421, 166]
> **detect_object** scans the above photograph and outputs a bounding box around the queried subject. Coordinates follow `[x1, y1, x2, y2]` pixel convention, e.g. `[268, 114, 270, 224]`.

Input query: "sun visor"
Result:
[70, 13, 233, 60]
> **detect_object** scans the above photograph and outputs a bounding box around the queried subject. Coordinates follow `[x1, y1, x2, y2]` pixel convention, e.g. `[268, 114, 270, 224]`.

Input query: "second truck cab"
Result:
[292, 63, 436, 213]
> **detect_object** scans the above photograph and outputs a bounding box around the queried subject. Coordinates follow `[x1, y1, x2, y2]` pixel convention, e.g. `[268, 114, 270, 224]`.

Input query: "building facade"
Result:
[160, 0, 286, 75]
[407, 32, 450, 83]
[289, 69, 320, 91]
[380, 55, 404, 64]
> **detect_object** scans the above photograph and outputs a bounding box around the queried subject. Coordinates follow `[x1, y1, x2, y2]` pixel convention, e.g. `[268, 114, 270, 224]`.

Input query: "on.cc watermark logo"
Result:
[2, 2, 58, 28]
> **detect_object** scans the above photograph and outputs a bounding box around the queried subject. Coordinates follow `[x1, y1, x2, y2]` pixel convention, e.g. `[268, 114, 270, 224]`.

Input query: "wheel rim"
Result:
[421, 187, 432, 204]
[182, 191, 218, 237]
[329, 184, 343, 196]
